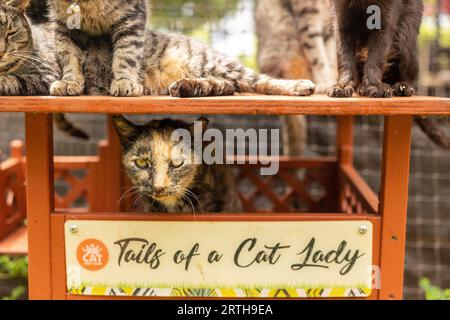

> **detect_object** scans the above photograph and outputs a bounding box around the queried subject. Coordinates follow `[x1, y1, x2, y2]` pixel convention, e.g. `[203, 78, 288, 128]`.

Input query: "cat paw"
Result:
[289, 80, 316, 96]
[358, 82, 393, 98]
[314, 81, 335, 95]
[110, 78, 143, 97]
[393, 82, 415, 97]
[327, 83, 354, 98]
[50, 80, 84, 96]
[169, 79, 202, 97]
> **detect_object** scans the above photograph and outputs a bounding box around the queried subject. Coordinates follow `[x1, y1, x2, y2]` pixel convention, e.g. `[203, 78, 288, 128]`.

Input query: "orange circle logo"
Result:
[76, 239, 109, 271]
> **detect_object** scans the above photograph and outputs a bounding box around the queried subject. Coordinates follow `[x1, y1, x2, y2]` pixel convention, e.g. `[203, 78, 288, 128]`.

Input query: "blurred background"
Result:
[0, 0, 449, 300]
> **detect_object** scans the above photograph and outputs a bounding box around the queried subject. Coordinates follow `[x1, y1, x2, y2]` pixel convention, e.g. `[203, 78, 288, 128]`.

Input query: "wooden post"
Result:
[11, 140, 27, 225]
[105, 115, 122, 211]
[25, 114, 54, 300]
[337, 116, 354, 165]
[379, 116, 413, 300]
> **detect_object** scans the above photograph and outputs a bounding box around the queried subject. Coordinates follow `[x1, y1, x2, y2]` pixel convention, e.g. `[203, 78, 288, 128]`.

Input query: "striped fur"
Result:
[0, 1, 88, 139]
[256, 0, 335, 156]
[48, 0, 150, 97]
[0, 0, 56, 95]
[256, 0, 336, 94]
[82, 30, 316, 97]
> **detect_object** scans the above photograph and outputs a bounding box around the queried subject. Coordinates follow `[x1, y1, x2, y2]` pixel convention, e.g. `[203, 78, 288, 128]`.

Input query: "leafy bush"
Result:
[419, 278, 450, 300]
[0, 255, 28, 300]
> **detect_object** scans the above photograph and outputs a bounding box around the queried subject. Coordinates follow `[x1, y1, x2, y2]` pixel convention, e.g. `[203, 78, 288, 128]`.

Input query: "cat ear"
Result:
[112, 115, 140, 149]
[190, 116, 209, 134]
[5, 0, 30, 11]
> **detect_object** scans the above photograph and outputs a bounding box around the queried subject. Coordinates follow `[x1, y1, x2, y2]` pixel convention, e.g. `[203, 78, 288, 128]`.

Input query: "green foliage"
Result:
[0, 255, 28, 300]
[419, 278, 450, 300]
[2, 285, 26, 301]
[0, 255, 28, 279]
[152, 0, 239, 33]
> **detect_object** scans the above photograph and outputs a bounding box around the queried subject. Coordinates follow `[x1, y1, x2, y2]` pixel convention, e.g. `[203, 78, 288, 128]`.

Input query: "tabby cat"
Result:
[256, 0, 336, 156]
[0, 0, 55, 96]
[47, 0, 315, 98]
[113, 115, 242, 213]
[0, 0, 88, 138]
[256, 0, 336, 93]
[77, 29, 315, 98]
[48, 0, 150, 97]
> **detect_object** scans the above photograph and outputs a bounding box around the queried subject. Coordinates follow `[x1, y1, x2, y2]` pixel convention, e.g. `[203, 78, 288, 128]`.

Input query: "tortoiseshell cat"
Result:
[113, 115, 242, 213]
[328, 0, 423, 98]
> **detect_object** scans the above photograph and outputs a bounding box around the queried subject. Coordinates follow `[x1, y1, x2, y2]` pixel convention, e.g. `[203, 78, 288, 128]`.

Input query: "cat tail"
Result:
[54, 114, 89, 140]
[235, 68, 316, 96]
[415, 117, 450, 150]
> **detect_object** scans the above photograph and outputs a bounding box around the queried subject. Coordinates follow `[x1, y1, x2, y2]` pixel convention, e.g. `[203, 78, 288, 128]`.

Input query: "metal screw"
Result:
[359, 225, 368, 235]
[69, 224, 79, 234]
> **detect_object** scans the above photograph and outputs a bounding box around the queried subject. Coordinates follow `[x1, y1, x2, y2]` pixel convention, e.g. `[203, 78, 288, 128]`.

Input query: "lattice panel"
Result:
[236, 161, 337, 213]
[54, 168, 89, 209]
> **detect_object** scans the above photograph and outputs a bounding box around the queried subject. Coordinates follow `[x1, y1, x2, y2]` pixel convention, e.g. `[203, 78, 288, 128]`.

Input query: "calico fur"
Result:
[113, 115, 242, 213]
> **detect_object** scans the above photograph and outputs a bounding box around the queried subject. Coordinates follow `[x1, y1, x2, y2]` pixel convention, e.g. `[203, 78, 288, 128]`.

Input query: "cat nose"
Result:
[154, 187, 166, 196]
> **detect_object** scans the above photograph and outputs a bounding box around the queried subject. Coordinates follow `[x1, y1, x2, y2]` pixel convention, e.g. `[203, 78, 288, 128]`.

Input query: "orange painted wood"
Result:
[0, 225, 27, 256]
[339, 164, 379, 214]
[90, 140, 108, 212]
[378, 116, 413, 300]
[61, 211, 378, 222]
[25, 113, 54, 300]
[50, 214, 67, 300]
[337, 116, 354, 165]
[0, 95, 448, 115]
[105, 116, 123, 211]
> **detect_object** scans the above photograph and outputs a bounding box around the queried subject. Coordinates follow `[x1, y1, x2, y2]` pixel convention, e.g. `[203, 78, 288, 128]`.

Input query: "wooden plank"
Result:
[0, 95, 448, 115]
[25, 113, 54, 300]
[337, 116, 354, 165]
[378, 116, 413, 300]
[61, 211, 378, 222]
[0, 225, 27, 256]
[50, 214, 67, 300]
[339, 164, 379, 214]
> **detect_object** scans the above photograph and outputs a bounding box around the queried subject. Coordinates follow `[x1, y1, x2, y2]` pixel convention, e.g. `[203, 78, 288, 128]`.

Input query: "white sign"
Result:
[65, 220, 373, 298]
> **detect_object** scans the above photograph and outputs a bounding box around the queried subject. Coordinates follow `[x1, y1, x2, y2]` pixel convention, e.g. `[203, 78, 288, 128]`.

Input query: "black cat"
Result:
[328, 0, 449, 149]
[328, 0, 423, 98]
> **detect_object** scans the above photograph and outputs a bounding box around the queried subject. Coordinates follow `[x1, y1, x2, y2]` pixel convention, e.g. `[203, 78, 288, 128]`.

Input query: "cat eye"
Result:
[134, 159, 149, 169]
[7, 29, 19, 37]
[170, 159, 184, 169]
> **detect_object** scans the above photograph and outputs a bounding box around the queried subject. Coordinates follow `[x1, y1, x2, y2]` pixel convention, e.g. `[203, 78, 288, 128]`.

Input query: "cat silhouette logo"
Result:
[76, 239, 109, 271]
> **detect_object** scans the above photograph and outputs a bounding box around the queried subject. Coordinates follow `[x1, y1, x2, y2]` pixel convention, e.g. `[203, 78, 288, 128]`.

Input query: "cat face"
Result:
[0, 0, 33, 72]
[113, 115, 209, 208]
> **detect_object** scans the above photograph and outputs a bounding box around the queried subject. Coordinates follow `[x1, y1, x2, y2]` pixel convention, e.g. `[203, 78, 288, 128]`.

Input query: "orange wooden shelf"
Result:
[0, 94, 448, 115]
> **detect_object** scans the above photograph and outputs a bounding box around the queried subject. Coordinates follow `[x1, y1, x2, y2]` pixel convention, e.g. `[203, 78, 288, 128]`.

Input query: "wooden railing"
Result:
[0, 143, 378, 240]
